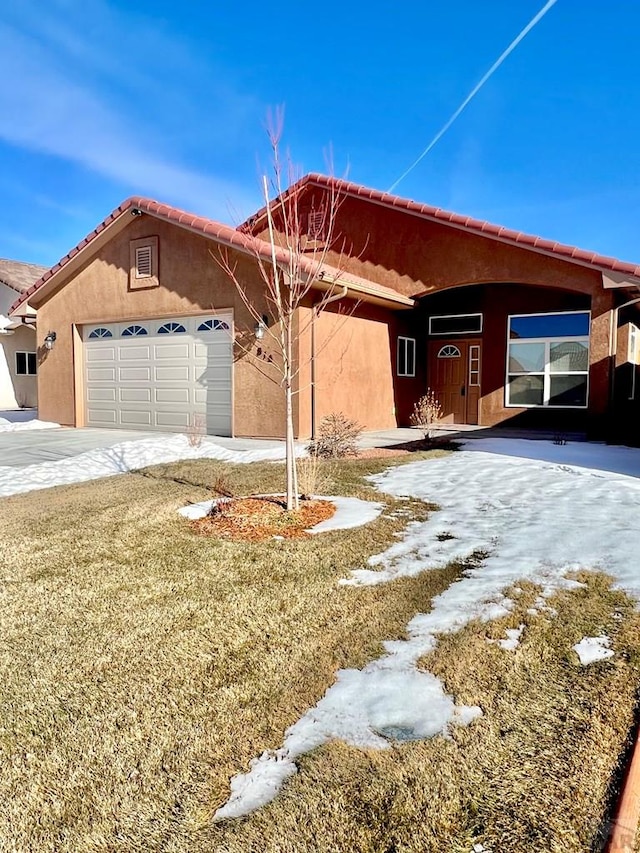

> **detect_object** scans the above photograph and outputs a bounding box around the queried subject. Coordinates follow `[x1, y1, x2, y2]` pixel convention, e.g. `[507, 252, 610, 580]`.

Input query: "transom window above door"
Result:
[506, 311, 590, 408]
[429, 314, 482, 335]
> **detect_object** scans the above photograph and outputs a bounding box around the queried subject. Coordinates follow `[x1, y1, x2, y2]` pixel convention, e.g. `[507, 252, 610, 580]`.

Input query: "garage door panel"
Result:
[84, 315, 232, 435]
[155, 388, 190, 403]
[120, 410, 153, 426]
[86, 346, 116, 361]
[119, 346, 151, 360]
[154, 344, 190, 359]
[87, 409, 117, 424]
[120, 367, 151, 381]
[155, 412, 191, 428]
[120, 388, 151, 402]
[87, 388, 116, 402]
[88, 367, 117, 382]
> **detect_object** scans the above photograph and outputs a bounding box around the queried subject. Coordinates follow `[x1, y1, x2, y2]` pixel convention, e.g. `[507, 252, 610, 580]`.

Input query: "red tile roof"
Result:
[0, 258, 48, 294]
[241, 173, 640, 281]
[9, 196, 413, 315]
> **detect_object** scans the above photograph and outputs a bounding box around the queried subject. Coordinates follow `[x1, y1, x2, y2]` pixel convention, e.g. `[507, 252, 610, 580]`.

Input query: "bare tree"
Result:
[215, 110, 355, 510]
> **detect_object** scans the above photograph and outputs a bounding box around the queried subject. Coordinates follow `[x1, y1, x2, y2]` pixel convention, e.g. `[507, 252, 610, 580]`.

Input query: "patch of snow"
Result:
[178, 495, 383, 533]
[307, 496, 383, 533]
[498, 624, 525, 651]
[215, 440, 640, 820]
[573, 635, 615, 665]
[213, 667, 481, 821]
[0, 435, 289, 498]
[0, 418, 59, 432]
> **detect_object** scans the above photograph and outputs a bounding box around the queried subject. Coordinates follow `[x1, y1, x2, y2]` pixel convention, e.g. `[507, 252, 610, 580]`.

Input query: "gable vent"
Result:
[308, 210, 325, 240]
[135, 245, 153, 278]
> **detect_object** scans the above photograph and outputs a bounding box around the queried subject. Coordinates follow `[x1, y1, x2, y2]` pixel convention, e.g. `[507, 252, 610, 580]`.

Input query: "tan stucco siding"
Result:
[296, 301, 416, 437]
[35, 216, 286, 437]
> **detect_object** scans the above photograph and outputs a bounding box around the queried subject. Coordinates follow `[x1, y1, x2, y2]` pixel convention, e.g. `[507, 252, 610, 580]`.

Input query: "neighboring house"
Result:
[0, 259, 46, 410]
[9, 177, 640, 440]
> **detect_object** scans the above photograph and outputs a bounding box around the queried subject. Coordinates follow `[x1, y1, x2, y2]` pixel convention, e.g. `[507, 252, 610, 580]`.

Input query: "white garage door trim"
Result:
[83, 314, 233, 435]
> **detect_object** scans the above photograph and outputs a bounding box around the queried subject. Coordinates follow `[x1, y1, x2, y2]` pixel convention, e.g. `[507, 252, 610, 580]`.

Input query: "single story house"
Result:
[0, 259, 46, 410]
[9, 175, 640, 441]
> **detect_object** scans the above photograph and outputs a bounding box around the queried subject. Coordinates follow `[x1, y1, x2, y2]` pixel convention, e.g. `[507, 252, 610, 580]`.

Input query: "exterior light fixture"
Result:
[44, 331, 57, 350]
[254, 321, 266, 341]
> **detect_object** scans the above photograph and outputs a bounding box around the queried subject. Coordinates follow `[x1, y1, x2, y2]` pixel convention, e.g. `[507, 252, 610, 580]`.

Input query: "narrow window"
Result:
[16, 352, 37, 375]
[397, 337, 416, 377]
[629, 324, 639, 400]
[506, 311, 590, 408]
[88, 327, 113, 339]
[197, 319, 230, 332]
[469, 345, 481, 386]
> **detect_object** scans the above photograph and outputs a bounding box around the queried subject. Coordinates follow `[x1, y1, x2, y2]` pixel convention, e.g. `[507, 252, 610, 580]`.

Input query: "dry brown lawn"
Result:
[1, 451, 639, 853]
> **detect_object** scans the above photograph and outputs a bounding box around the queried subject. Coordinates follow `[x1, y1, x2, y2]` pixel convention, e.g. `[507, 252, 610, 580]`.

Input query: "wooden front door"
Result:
[427, 339, 482, 424]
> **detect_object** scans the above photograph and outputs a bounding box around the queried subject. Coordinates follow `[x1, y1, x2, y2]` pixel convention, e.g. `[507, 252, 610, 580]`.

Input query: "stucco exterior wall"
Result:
[295, 300, 422, 437]
[34, 216, 286, 437]
[263, 189, 607, 299]
[0, 323, 37, 409]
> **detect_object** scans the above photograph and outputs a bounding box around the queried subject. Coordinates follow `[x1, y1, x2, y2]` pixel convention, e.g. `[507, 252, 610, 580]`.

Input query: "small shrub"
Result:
[186, 414, 206, 448]
[307, 412, 363, 459]
[410, 390, 443, 440]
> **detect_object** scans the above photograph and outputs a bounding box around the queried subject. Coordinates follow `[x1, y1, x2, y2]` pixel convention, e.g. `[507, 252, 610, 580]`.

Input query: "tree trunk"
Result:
[284, 319, 299, 511]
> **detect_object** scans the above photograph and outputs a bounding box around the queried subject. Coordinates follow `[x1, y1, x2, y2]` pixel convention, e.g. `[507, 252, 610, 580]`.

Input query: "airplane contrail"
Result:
[388, 0, 559, 194]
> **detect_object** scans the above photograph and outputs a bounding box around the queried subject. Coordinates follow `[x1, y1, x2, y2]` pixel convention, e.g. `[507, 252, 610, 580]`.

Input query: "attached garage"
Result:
[83, 314, 233, 435]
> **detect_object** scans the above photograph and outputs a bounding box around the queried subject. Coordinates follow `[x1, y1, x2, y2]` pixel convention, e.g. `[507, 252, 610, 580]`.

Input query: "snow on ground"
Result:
[497, 624, 525, 651]
[215, 440, 640, 821]
[0, 435, 289, 498]
[573, 635, 615, 665]
[0, 418, 60, 433]
[179, 495, 383, 533]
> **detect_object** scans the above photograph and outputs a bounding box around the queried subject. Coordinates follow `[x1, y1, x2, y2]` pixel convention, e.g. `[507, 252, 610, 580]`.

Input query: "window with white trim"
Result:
[469, 344, 480, 386]
[629, 323, 639, 400]
[16, 351, 37, 375]
[397, 337, 416, 377]
[506, 311, 590, 408]
[429, 314, 482, 335]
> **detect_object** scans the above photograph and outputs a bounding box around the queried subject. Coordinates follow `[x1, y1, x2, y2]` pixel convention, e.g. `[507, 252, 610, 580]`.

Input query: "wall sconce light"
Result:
[254, 321, 266, 341]
[44, 331, 57, 350]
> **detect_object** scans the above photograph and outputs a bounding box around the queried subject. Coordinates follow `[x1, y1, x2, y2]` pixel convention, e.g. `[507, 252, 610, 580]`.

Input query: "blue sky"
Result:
[0, 0, 638, 268]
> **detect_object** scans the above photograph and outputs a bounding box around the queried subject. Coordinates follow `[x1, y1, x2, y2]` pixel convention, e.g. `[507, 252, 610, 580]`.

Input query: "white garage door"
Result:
[83, 315, 233, 435]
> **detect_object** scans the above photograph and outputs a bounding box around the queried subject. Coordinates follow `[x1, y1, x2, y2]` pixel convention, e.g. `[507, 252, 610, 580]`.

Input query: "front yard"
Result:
[1, 450, 640, 852]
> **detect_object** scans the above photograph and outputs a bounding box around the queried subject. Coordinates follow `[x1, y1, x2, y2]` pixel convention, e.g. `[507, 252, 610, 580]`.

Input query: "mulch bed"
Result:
[191, 496, 335, 541]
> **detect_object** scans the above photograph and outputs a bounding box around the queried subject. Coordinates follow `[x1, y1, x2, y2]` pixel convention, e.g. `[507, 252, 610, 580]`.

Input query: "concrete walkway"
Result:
[359, 425, 588, 448]
[0, 427, 285, 469]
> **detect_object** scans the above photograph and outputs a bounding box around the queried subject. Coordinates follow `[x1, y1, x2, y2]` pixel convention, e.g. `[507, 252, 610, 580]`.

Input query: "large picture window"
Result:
[506, 311, 590, 408]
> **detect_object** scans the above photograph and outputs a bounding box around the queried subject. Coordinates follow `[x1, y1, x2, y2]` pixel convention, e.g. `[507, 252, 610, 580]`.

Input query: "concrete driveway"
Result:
[0, 427, 284, 468]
